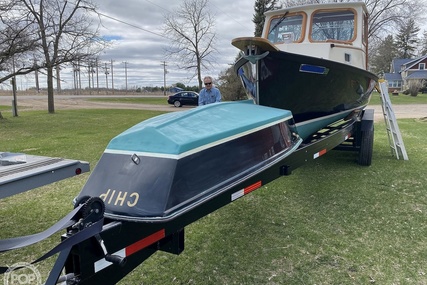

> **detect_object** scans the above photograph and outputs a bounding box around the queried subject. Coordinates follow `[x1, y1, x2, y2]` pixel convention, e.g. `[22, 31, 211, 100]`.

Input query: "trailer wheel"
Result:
[358, 127, 374, 166]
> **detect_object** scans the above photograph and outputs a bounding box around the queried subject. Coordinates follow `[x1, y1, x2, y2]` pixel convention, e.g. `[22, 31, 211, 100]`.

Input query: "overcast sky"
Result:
[6, 0, 427, 92]
[7, 0, 254, 91]
[71, 0, 255, 90]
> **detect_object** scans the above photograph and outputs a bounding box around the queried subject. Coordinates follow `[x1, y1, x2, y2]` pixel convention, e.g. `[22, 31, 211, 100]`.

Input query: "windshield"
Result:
[311, 9, 355, 42]
[267, 14, 304, 44]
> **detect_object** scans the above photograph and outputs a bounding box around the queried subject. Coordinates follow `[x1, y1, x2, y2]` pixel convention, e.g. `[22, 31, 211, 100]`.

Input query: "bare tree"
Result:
[280, 0, 426, 40]
[0, 0, 40, 82]
[1, 0, 107, 113]
[253, 0, 281, 37]
[163, 0, 217, 90]
[365, 0, 425, 40]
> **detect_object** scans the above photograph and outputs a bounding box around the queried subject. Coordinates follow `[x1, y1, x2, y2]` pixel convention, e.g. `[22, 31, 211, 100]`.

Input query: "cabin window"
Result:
[311, 9, 355, 42]
[267, 14, 304, 44]
[420, 63, 425, 70]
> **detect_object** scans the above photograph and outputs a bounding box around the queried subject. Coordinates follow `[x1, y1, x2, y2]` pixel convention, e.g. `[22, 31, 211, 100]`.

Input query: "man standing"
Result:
[198, 76, 221, 106]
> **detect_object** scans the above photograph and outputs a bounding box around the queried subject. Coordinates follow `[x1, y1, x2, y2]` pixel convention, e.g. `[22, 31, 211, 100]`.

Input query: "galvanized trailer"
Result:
[0, 152, 89, 199]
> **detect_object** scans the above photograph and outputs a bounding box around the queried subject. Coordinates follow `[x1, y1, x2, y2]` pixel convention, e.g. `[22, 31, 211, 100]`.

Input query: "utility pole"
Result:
[56, 65, 61, 94]
[12, 57, 18, 117]
[91, 63, 96, 94]
[73, 63, 78, 94]
[161, 61, 167, 95]
[110, 59, 114, 95]
[96, 58, 99, 94]
[87, 63, 92, 95]
[34, 57, 40, 93]
[89, 61, 96, 95]
[123, 61, 128, 93]
[104, 62, 109, 94]
[78, 60, 82, 92]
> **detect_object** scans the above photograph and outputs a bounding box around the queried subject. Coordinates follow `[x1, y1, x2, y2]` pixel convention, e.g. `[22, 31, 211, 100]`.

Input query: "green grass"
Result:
[369, 91, 427, 105]
[1, 110, 427, 284]
[91, 92, 427, 107]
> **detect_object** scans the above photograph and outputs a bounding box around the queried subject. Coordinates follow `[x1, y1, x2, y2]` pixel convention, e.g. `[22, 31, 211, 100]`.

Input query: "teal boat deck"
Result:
[106, 101, 293, 156]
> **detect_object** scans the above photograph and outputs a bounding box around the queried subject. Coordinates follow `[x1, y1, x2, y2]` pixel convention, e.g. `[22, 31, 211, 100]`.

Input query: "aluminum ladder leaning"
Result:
[376, 81, 409, 160]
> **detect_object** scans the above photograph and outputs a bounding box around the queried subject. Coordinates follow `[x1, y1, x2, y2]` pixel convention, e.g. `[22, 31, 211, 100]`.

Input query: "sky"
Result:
[6, 0, 255, 91]
[62, 0, 255, 91]
[8, 0, 427, 92]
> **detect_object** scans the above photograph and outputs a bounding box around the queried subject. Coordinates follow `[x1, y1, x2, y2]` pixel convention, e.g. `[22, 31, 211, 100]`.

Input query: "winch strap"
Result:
[45, 247, 72, 285]
[34, 219, 104, 264]
[0, 218, 103, 275]
[0, 204, 83, 253]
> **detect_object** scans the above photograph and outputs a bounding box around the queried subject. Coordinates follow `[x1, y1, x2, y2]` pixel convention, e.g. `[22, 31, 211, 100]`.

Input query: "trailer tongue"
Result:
[0, 102, 374, 285]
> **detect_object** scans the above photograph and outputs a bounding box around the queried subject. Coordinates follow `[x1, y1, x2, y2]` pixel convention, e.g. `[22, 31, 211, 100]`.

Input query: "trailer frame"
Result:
[55, 109, 374, 285]
[0, 109, 374, 285]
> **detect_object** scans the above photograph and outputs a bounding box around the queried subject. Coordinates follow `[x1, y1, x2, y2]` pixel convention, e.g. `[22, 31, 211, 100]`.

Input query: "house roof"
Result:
[384, 73, 402, 81]
[391, 58, 411, 73]
[387, 56, 427, 84]
[405, 70, 427, 80]
[401, 55, 427, 71]
[391, 55, 427, 73]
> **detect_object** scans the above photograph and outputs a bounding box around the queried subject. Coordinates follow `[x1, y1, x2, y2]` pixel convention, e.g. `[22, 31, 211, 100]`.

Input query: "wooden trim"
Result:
[263, 12, 307, 44]
[308, 7, 358, 44]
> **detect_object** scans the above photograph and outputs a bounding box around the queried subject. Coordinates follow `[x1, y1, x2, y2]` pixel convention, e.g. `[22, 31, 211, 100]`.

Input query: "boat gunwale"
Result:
[104, 114, 294, 160]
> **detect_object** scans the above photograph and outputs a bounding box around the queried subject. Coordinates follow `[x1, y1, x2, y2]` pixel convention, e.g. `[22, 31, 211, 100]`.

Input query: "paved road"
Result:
[0, 94, 183, 112]
[1, 95, 426, 121]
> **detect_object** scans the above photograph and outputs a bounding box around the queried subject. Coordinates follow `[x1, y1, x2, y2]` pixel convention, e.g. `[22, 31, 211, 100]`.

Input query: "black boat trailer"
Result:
[0, 109, 374, 285]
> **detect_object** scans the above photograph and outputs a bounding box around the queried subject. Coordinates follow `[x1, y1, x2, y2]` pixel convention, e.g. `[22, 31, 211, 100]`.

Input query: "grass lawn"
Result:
[369, 91, 427, 105]
[0, 109, 427, 284]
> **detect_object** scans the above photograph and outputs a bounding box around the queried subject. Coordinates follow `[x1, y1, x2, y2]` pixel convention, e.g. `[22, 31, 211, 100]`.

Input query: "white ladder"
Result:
[377, 81, 409, 160]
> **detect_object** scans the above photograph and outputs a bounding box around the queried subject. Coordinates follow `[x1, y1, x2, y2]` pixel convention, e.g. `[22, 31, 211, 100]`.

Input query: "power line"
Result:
[97, 11, 170, 40]
[209, 2, 248, 29]
[144, 0, 171, 13]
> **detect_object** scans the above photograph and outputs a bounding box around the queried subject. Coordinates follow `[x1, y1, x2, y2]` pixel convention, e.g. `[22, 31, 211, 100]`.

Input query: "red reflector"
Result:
[75, 168, 82, 175]
[244, 181, 262, 195]
[126, 229, 165, 256]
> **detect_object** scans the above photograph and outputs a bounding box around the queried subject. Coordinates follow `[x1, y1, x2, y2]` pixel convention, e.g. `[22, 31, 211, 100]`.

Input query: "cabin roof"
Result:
[265, 1, 368, 17]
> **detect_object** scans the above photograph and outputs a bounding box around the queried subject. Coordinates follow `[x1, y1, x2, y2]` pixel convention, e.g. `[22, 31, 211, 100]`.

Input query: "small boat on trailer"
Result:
[232, 1, 378, 140]
[0, 2, 378, 284]
[76, 101, 302, 221]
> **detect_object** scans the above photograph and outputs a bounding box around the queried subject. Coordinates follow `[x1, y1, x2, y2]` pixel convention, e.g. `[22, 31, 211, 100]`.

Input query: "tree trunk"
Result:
[197, 58, 202, 90]
[47, 66, 55, 113]
[0, 111, 3, 119]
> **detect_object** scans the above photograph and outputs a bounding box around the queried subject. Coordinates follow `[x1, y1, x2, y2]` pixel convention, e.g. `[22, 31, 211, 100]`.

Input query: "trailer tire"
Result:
[358, 127, 374, 166]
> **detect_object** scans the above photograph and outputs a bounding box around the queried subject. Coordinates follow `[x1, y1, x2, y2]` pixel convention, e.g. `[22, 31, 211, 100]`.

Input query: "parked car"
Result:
[167, 91, 199, 107]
